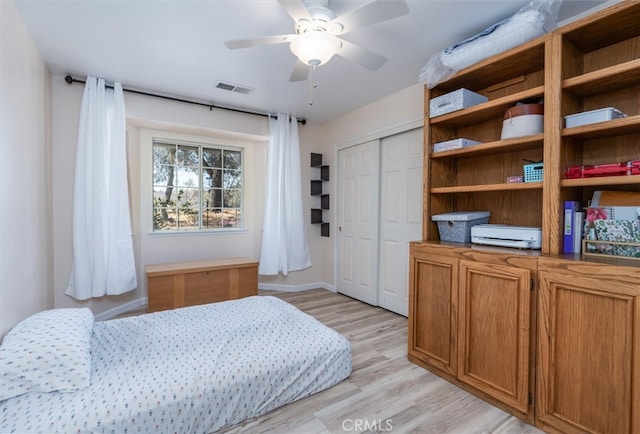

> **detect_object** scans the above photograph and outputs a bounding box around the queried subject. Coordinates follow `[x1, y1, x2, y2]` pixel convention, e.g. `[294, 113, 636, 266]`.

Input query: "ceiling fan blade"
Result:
[224, 34, 294, 50]
[289, 59, 310, 82]
[277, 0, 312, 23]
[337, 39, 388, 71]
[332, 0, 409, 35]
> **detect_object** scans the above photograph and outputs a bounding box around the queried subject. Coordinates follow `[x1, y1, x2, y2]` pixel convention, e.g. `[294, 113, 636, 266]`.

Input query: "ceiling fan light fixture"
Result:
[290, 31, 341, 66]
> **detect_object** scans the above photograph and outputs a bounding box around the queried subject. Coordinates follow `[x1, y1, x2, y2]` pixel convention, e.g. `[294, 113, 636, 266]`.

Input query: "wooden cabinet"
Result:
[146, 257, 258, 312]
[408, 248, 458, 377]
[409, 242, 537, 422]
[412, 3, 640, 431]
[458, 259, 533, 415]
[536, 256, 640, 434]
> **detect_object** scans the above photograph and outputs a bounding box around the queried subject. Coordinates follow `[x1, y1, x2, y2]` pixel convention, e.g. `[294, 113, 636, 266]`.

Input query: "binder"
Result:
[563, 201, 581, 253]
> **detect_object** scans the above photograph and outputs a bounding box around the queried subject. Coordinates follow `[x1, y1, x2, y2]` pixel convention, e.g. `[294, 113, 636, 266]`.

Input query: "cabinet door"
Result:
[537, 269, 640, 434]
[457, 260, 532, 414]
[408, 251, 458, 377]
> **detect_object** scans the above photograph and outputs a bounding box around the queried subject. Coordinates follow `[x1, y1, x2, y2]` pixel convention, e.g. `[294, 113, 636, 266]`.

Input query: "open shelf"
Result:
[561, 175, 640, 188]
[430, 86, 545, 128]
[310, 153, 330, 237]
[561, 115, 640, 139]
[562, 59, 640, 95]
[431, 135, 543, 158]
[431, 182, 543, 194]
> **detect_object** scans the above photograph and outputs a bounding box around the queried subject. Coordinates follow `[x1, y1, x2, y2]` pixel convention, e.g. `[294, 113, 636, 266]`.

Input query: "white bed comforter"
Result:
[0, 296, 352, 433]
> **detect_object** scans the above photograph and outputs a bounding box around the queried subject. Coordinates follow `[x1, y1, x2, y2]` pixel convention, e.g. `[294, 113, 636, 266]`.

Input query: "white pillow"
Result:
[0, 308, 94, 401]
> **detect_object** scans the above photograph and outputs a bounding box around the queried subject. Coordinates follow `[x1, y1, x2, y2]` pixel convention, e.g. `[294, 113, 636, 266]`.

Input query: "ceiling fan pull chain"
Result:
[309, 64, 317, 106]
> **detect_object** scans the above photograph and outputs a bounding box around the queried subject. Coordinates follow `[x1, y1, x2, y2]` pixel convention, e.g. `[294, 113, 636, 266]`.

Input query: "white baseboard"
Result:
[258, 281, 336, 293]
[94, 297, 148, 322]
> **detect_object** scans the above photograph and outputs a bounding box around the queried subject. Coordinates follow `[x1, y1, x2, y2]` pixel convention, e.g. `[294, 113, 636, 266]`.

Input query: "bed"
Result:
[0, 296, 352, 433]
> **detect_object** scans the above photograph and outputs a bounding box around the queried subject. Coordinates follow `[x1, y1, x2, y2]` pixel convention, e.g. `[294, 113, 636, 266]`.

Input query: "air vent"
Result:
[215, 81, 254, 95]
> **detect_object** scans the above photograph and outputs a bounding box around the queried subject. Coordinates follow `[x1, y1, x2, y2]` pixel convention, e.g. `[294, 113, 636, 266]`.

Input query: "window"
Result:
[152, 138, 243, 231]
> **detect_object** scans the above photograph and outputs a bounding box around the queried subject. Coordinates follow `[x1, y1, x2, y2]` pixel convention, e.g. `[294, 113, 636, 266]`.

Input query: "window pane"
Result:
[153, 144, 176, 165]
[153, 143, 176, 186]
[176, 166, 199, 188]
[153, 207, 177, 231]
[176, 188, 199, 208]
[176, 207, 199, 230]
[222, 208, 241, 228]
[203, 168, 222, 189]
[203, 188, 222, 208]
[223, 150, 241, 169]
[223, 170, 242, 189]
[223, 189, 241, 208]
[176, 145, 199, 167]
[202, 149, 222, 168]
[153, 188, 177, 206]
[153, 164, 176, 186]
[202, 208, 222, 229]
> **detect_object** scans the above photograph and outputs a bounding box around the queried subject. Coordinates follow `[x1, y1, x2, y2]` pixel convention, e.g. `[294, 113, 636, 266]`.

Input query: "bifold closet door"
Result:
[336, 128, 423, 315]
[336, 140, 380, 306]
[378, 128, 423, 316]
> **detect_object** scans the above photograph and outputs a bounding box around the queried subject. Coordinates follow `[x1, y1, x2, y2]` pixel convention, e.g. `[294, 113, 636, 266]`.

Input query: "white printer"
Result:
[471, 224, 542, 249]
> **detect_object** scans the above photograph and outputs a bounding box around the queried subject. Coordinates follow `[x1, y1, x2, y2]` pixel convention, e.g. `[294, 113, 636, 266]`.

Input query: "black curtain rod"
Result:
[64, 75, 306, 125]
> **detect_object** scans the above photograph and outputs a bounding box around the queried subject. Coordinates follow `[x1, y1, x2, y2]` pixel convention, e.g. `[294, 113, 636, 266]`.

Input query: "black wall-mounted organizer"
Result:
[310, 153, 329, 237]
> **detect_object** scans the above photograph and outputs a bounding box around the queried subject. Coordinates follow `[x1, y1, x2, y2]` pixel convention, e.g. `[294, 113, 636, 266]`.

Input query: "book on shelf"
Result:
[563, 200, 582, 253]
[573, 211, 584, 253]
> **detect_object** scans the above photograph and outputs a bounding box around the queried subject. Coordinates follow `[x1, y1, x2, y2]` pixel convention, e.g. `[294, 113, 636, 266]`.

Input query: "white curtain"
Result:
[65, 76, 137, 300]
[259, 114, 312, 275]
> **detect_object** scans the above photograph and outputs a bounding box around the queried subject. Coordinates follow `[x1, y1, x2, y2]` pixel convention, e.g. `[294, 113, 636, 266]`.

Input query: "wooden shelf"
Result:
[430, 86, 544, 128]
[559, 2, 640, 51]
[431, 182, 542, 194]
[431, 134, 543, 159]
[561, 175, 640, 188]
[561, 115, 640, 139]
[434, 37, 547, 92]
[562, 59, 640, 95]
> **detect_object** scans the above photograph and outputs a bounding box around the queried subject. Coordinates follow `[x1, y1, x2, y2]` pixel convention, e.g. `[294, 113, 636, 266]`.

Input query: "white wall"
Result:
[0, 1, 53, 337]
[324, 83, 424, 148]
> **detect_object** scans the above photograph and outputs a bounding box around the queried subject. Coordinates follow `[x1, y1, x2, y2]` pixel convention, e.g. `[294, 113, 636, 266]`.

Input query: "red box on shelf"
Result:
[565, 160, 640, 179]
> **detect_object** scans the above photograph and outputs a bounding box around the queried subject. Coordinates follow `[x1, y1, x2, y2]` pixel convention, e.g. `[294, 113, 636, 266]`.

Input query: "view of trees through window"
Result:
[152, 139, 242, 231]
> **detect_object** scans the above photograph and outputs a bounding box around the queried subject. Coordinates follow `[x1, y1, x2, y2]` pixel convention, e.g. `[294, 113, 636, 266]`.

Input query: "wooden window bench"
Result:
[145, 257, 259, 312]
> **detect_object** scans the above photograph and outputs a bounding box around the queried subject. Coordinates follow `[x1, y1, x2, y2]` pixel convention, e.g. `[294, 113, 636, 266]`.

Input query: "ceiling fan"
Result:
[224, 0, 409, 82]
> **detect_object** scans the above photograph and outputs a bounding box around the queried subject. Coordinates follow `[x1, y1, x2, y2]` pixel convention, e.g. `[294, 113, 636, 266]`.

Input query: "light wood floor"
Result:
[217, 289, 544, 434]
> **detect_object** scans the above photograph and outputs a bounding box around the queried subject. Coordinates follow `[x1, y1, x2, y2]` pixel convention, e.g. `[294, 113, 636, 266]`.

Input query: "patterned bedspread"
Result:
[0, 296, 352, 433]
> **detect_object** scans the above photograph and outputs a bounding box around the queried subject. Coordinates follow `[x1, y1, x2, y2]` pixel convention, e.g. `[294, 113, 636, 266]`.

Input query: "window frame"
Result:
[151, 137, 245, 233]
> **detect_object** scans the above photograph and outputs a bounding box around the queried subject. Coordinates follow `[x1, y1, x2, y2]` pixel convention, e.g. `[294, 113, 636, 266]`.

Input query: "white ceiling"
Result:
[15, 0, 609, 124]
